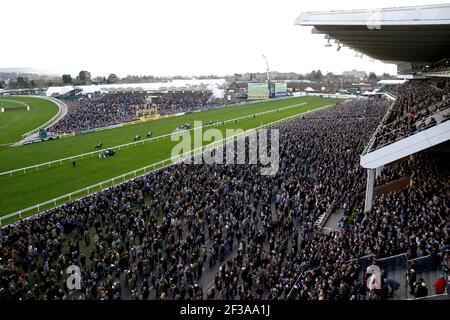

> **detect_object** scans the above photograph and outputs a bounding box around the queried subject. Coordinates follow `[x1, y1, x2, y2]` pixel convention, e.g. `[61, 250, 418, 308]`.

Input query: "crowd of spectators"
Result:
[372, 78, 450, 150]
[48, 93, 150, 134]
[151, 91, 245, 116]
[1, 97, 448, 301]
[427, 60, 450, 73]
[48, 92, 246, 134]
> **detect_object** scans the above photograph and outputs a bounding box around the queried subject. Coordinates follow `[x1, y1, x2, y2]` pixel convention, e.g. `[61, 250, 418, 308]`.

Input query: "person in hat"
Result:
[414, 278, 428, 298]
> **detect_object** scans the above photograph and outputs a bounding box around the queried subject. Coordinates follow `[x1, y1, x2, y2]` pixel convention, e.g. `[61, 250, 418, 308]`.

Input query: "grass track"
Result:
[0, 97, 59, 145]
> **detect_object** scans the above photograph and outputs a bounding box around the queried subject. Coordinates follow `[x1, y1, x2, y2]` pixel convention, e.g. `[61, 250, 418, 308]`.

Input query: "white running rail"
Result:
[20, 96, 66, 138]
[0, 99, 30, 109]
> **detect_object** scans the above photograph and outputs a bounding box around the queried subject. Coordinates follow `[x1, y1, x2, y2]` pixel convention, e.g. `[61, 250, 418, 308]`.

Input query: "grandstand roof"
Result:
[295, 3, 450, 64]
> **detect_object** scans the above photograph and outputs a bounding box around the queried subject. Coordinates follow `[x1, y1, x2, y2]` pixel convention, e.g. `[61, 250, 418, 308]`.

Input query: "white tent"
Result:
[46, 85, 76, 96]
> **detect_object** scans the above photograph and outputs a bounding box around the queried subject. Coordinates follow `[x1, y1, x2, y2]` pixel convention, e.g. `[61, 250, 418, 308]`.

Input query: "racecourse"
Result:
[0, 96, 342, 223]
[0, 96, 333, 172]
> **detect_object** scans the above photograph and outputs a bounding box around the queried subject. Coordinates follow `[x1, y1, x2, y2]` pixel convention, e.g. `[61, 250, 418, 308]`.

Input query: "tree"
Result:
[307, 71, 316, 82]
[16, 77, 28, 88]
[233, 73, 242, 81]
[0, 80, 5, 89]
[107, 73, 119, 84]
[315, 69, 323, 82]
[306, 70, 323, 82]
[325, 72, 338, 84]
[93, 76, 104, 84]
[62, 74, 72, 84]
[368, 72, 379, 82]
[76, 70, 91, 85]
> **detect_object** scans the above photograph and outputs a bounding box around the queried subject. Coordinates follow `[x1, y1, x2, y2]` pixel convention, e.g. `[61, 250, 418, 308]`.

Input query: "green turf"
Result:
[0, 96, 324, 172]
[0, 97, 59, 145]
[0, 96, 343, 223]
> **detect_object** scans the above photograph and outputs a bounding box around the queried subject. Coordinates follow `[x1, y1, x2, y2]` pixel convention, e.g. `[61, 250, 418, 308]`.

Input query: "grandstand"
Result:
[0, 3, 449, 304]
[297, 2, 450, 300]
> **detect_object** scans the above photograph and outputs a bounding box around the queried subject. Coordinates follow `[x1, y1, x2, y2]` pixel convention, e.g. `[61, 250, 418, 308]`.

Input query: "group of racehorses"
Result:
[94, 131, 154, 150]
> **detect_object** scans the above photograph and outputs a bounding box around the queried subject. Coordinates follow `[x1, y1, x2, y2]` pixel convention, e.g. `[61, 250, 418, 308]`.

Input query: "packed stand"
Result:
[48, 93, 150, 134]
[152, 92, 246, 116]
[1, 98, 448, 301]
[49, 91, 247, 134]
[427, 59, 450, 73]
[372, 78, 450, 150]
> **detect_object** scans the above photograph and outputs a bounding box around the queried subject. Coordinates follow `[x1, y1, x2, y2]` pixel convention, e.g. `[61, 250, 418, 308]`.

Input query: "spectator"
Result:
[414, 279, 428, 298]
[434, 276, 447, 294]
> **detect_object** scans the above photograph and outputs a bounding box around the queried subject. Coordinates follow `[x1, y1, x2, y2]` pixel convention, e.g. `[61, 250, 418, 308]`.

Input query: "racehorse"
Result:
[94, 142, 103, 149]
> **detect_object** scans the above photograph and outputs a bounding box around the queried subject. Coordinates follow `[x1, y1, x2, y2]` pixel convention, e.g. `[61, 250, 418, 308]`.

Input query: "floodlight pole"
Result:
[262, 54, 271, 96]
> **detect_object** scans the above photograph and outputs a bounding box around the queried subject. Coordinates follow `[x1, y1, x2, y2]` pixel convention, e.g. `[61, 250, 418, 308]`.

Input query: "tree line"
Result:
[1, 69, 393, 90]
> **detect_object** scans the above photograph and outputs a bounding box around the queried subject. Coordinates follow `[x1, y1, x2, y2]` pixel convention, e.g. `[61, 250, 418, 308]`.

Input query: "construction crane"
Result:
[262, 54, 271, 96]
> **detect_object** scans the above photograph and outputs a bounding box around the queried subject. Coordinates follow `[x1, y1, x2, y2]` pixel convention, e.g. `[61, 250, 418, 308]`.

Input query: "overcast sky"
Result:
[1, 0, 446, 77]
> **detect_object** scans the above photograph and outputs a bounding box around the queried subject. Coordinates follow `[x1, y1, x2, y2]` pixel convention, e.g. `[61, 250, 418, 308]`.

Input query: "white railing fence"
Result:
[21, 96, 66, 138]
[0, 99, 30, 109]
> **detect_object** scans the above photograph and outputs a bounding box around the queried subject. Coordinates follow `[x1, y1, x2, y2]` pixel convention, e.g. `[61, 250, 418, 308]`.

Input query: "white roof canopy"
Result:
[295, 3, 450, 64]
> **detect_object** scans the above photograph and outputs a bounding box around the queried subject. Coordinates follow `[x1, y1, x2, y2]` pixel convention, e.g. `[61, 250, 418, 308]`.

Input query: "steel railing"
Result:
[371, 106, 450, 150]
[361, 93, 398, 155]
